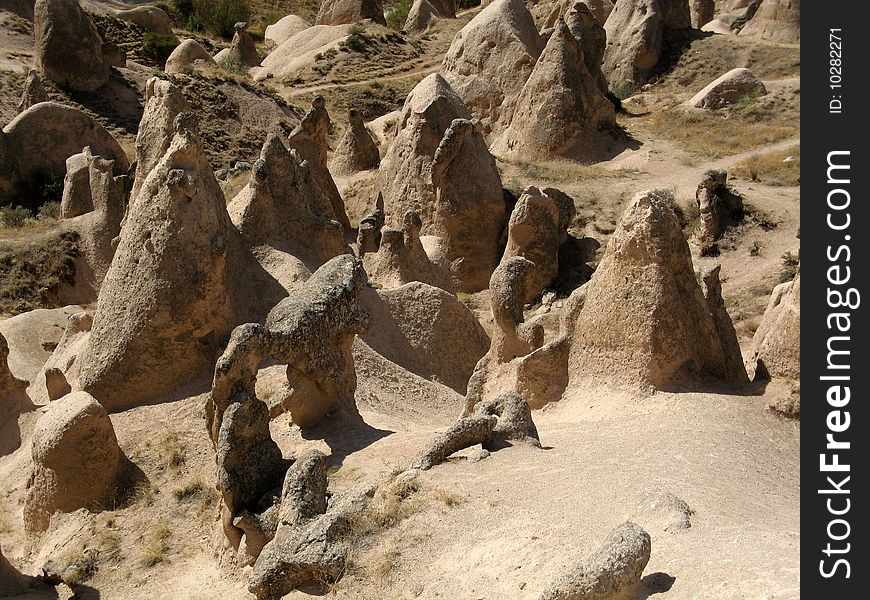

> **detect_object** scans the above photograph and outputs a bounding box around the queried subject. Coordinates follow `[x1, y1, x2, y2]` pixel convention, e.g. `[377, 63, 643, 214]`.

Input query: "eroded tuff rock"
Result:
[567, 189, 746, 390]
[405, 0, 456, 31]
[34, 0, 109, 92]
[691, 0, 715, 28]
[690, 67, 767, 109]
[315, 0, 386, 26]
[746, 268, 800, 381]
[286, 95, 351, 230]
[228, 133, 348, 269]
[502, 186, 576, 302]
[114, 5, 173, 34]
[1, 332, 30, 427]
[566, 2, 609, 94]
[544, 0, 614, 28]
[493, 19, 615, 161]
[29, 312, 92, 406]
[16, 69, 49, 114]
[330, 109, 380, 176]
[265, 15, 312, 47]
[441, 0, 544, 137]
[602, 0, 663, 94]
[379, 74, 504, 292]
[539, 522, 651, 600]
[1, 545, 35, 597]
[739, 0, 799, 43]
[229, 25, 260, 67]
[356, 197, 385, 256]
[633, 491, 693, 533]
[701, 265, 748, 383]
[165, 39, 217, 74]
[694, 169, 744, 245]
[24, 392, 130, 532]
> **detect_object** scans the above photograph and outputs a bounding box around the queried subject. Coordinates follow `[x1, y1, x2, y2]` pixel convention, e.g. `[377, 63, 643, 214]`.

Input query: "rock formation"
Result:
[265, 15, 312, 47]
[694, 169, 744, 245]
[16, 69, 48, 113]
[1, 332, 30, 427]
[229, 24, 260, 67]
[165, 39, 217, 74]
[362, 210, 455, 293]
[691, 0, 715, 28]
[114, 5, 173, 35]
[34, 0, 109, 92]
[330, 108, 380, 175]
[739, 0, 799, 43]
[690, 67, 767, 109]
[502, 186, 576, 302]
[405, 0, 456, 31]
[1, 545, 35, 596]
[228, 133, 348, 269]
[315, 0, 386, 26]
[28, 312, 92, 406]
[746, 268, 800, 381]
[492, 19, 615, 161]
[566, 2, 609, 94]
[701, 265, 748, 383]
[567, 190, 746, 390]
[286, 95, 351, 230]
[544, 0, 614, 28]
[440, 0, 544, 137]
[379, 74, 505, 292]
[539, 522, 652, 600]
[356, 198, 385, 256]
[602, 0, 663, 94]
[24, 391, 131, 532]
[0, 102, 129, 204]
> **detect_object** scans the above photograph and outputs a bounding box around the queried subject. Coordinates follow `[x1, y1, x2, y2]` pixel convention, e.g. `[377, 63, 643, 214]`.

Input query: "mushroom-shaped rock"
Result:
[229, 28, 260, 67]
[34, 0, 109, 92]
[739, 0, 800, 43]
[379, 74, 505, 292]
[315, 0, 386, 26]
[114, 6, 174, 34]
[544, 0, 614, 29]
[330, 109, 380, 175]
[165, 39, 217, 74]
[690, 67, 767, 109]
[405, 0, 456, 31]
[441, 0, 544, 137]
[746, 269, 800, 381]
[265, 15, 312, 47]
[492, 19, 615, 161]
[567, 190, 746, 390]
[24, 392, 130, 533]
[16, 69, 49, 114]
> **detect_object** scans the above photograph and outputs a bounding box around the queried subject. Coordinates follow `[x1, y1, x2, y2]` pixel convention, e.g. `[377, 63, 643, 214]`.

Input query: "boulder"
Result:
[16, 69, 49, 114]
[539, 522, 651, 600]
[330, 108, 380, 175]
[691, 0, 715, 28]
[254, 24, 352, 81]
[315, 0, 386, 26]
[34, 0, 109, 92]
[265, 15, 312, 47]
[746, 269, 800, 381]
[492, 19, 615, 161]
[690, 67, 767, 109]
[24, 391, 130, 532]
[379, 74, 505, 292]
[739, 0, 799, 43]
[566, 190, 746, 390]
[441, 0, 544, 137]
[165, 39, 217, 74]
[114, 5, 173, 34]
[28, 312, 93, 406]
[405, 0, 456, 31]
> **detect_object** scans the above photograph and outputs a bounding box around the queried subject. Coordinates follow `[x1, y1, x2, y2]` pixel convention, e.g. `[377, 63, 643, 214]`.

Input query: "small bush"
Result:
[780, 251, 800, 282]
[386, 0, 412, 31]
[341, 25, 369, 53]
[142, 32, 180, 67]
[749, 240, 762, 256]
[217, 52, 247, 75]
[192, 0, 250, 38]
[38, 201, 61, 220]
[140, 525, 171, 568]
[0, 205, 31, 228]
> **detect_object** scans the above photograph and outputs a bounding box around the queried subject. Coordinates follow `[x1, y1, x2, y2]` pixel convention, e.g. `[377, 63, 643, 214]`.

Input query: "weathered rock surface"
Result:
[539, 522, 652, 600]
[746, 268, 800, 381]
[1, 545, 33, 597]
[315, 0, 386, 26]
[440, 0, 544, 137]
[379, 74, 504, 292]
[690, 67, 766, 109]
[602, 0, 663, 94]
[633, 491, 693, 533]
[265, 14, 312, 47]
[739, 0, 799, 43]
[229, 27, 260, 67]
[28, 312, 93, 406]
[114, 5, 173, 34]
[693, 168, 744, 245]
[701, 265, 748, 383]
[691, 0, 715, 28]
[493, 19, 615, 161]
[34, 0, 109, 92]
[405, 0, 456, 31]
[24, 391, 129, 532]
[565, 2, 609, 94]
[330, 109, 380, 175]
[1, 332, 30, 427]
[16, 69, 49, 113]
[165, 39, 217, 74]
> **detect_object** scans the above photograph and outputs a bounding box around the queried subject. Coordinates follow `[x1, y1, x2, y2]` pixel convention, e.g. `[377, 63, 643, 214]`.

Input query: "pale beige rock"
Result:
[566, 2, 609, 94]
[229, 28, 260, 67]
[165, 39, 217, 74]
[405, 0, 456, 31]
[701, 265, 748, 383]
[16, 68, 49, 113]
[379, 74, 504, 292]
[739, 0, 799, 42]
[693, 168, 744, 245]
[114, 5, 173, 34]
[493, 19, 615, 161]
[315, 0, 386, 26]
[255, 25, 352, 81]
[265, 15, 312, 47]
[34, 0, 109, 92]
[24, 391, 129, 532]
[602, 0, 663, 94]
[690, 67, 767, 109]
[1, 545, 32, 596]
[1, 332, 30, 427]
[746, 269, 800, 381]
[367, 109, 400, 146]
[567, 190, 745, 390]
[691, 0, 715, 28]
[330, 109, 380, 176]
[441, 0, 544, 137]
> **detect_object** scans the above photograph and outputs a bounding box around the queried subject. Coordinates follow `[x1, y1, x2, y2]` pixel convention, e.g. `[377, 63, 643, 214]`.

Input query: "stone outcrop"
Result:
[701, 265, 748, 383]
[566, 2, 609, 94]
[502, 186, 576, 302]
[16, 69, 49, 113]
[405, 0, 456, 31]
[441, 0, 544, 137]
[315, 0, 386, 26]
[379, 74, 505, 293]
[602, 0, 663, 94]
[1, 332, 30, 427]
[356, 198, 385, 257]
[228, 133, 348, 270]
[165, 39, 217, 74]
[114, 5, 173, 34]
[265, 15, 312, 47]
[691, 0, 715, 28]
[746, 268, 800, 381]
[739, 0, 799, 43]
[694, 169, 744, 245]
[330, 109, 380, 176]
[229, 24, 260, 67]
[567, 190, 747, 390]
[1, 545, 34, 597]
[690, 67, 767, 109]
[286, 95, 351, 230]
[492, 19, 615, 161]
[28, 312, 92, 406]
[539, 522, 652, 600]
[34, 0, 109, 92]
[544, 0, 614, 28]
[24, 391, 130, 532]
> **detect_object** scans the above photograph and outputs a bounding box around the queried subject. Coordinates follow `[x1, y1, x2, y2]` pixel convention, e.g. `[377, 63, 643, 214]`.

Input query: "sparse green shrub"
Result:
[735, 91, 762, 110]
[780, 251, 799, 282]
[217, 52, 248, 75]
[142, 32, 180, 67]
[192, 0, 250, 38]
[341, 24, 369, 53]
[386, 0, 412, 30]
[0, 205, 31, 228]
[38, 201, 61, 220]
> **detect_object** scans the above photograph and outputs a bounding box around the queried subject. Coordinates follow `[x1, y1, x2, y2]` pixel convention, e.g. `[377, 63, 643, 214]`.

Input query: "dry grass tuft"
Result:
[732, 145, 800, 186]
[140, 524, 172, 568]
